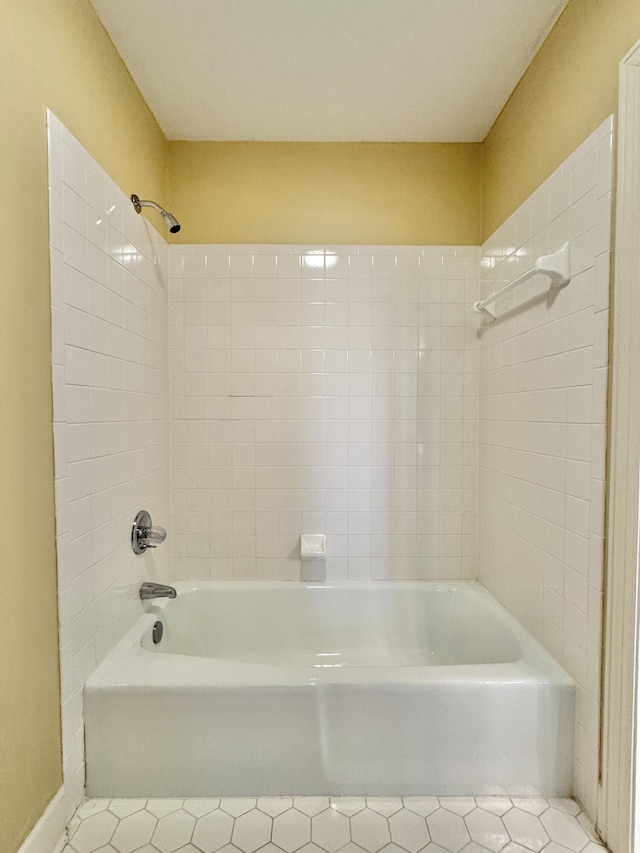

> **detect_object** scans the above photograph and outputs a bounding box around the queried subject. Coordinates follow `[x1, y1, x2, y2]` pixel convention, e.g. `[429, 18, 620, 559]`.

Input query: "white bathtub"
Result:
[84, 581, 574, 797]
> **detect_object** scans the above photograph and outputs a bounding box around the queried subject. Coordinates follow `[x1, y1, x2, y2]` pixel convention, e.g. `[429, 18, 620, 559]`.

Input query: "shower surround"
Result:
[48, 112, 611, 822]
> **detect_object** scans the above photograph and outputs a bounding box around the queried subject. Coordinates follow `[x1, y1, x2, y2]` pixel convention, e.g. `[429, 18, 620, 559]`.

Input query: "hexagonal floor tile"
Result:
[402, 799, 439, 818]
[367, 799, 403, 818]
[220, 799, 257, 817]
[258, 798, 294, 817]
[297, 845, 328, 853]
[295, 798, 331, 817]
[76, 801, 111, 820]
[513, 800, 548, 818]
[330, 798, 367, 817]
[388, 808, 429, 852]
[67, 815, 82, 841]
[121, 846, 158, 853]
[338, 844, 370, 853]
[502, 809, 549, 853]
[427, 808, 470, 853]
[501, 843, 535, 853]
[540, 809, 590, 851]
[350, 809, 391, 852]
[474, 800, 512, 817]
[151, 810, 196, 853]
[108, 800, 147, 819]
[146, 800, 185, 818]
[312, 805, 351, 852]
[232, 807, 272, 852]
[66, 795, 604, 853]
[464, 808, 509, 853]
[191, 810, 234, 853]
[272, 807, 311, 852]
[111, 810, 157, 853]
[438, 800, 476, 818]
[69, 810, 118, 853]
[548, 800, 581, 817]
[544, 844, 580, 853]
[576, 816, 601, 844]
[183, 800, 221, 818]
[80, 847, 119, 853]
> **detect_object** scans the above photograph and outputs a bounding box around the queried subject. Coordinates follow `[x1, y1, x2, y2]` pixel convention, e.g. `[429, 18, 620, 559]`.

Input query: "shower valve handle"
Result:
[131, 511, 167, 555]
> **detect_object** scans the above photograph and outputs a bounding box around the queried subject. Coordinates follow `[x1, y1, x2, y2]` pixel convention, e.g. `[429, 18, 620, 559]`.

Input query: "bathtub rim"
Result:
[85, 580, 575, 691]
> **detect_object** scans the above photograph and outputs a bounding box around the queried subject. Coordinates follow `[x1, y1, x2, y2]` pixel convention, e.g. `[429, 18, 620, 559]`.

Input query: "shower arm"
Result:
[130, 194, 181, 233]
[131, 194, 166, 216]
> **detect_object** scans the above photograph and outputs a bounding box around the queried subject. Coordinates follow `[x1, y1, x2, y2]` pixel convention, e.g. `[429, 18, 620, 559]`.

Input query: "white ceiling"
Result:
[91, 0, 568, 142]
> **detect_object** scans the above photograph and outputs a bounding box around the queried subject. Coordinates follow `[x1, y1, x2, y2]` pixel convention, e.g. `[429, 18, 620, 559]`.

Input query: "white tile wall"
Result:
[168, 245, 479, 582]
[477, 116, 613, 819]
[48, 112, 171, 817]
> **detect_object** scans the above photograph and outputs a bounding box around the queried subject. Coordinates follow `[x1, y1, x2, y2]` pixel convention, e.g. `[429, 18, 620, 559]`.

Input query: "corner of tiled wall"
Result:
[478, 115, 613, 819]
[47, 111, 171, 817]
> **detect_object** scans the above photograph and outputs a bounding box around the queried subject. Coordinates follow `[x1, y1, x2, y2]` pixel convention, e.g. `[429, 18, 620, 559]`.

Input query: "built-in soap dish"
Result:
[300, 534, 326, 560]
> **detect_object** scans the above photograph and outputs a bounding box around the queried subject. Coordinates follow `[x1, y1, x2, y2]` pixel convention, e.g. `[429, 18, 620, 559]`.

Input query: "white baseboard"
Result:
[17, 787, 67, 853]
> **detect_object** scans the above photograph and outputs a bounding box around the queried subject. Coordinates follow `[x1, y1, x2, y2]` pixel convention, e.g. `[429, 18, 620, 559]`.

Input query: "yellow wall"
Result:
[168, 0, 640, 244]
[6, 0, 640, 849]
[0, 3, 167, 851]
[482, 0, 640, 239]
[168, 142, 482, 245]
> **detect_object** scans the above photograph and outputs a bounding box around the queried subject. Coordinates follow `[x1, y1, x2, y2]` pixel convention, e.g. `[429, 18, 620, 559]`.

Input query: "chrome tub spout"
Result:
[140, 582, 177, 600]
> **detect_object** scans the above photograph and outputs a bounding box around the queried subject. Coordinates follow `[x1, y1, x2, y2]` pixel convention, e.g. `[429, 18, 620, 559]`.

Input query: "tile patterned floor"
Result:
[63, 797, 608, 853]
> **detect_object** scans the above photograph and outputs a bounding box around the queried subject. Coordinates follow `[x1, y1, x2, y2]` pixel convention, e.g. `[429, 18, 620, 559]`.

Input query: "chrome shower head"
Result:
[131, 194, 181, 233]
[161, 209, 181, 234]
